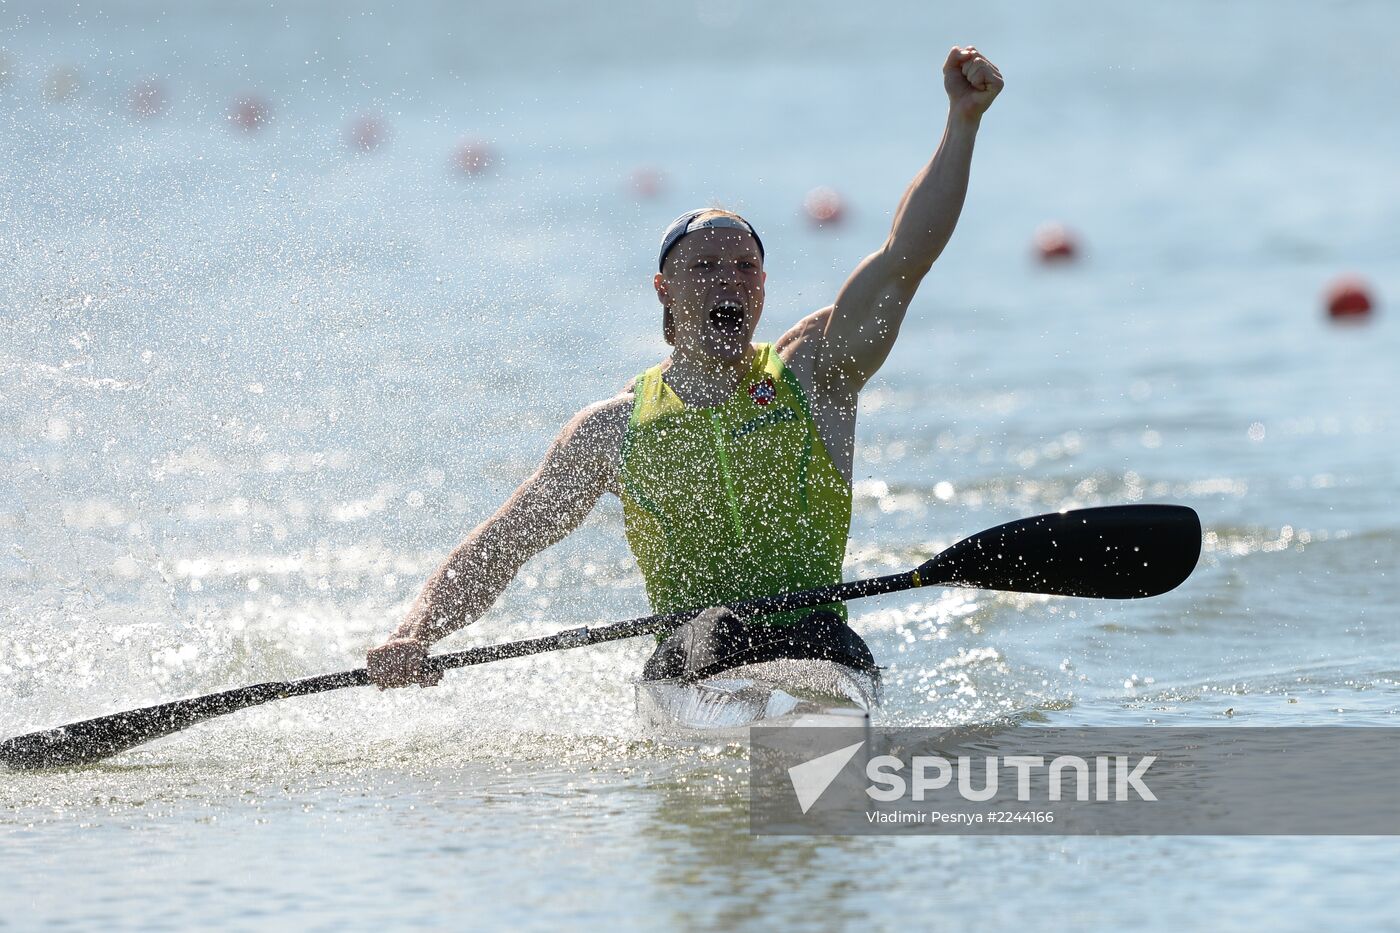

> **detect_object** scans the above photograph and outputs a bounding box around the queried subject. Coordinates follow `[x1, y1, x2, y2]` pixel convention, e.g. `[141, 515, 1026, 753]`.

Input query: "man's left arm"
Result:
[814, 46, 1003, 390]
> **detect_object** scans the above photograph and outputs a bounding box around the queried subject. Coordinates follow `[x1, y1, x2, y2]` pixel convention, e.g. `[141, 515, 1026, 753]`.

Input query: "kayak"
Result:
[635, 658, 878, 734]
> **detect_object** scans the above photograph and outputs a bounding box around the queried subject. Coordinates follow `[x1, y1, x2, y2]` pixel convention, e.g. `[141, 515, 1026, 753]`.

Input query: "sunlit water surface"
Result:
[2, 1, 1398, 929]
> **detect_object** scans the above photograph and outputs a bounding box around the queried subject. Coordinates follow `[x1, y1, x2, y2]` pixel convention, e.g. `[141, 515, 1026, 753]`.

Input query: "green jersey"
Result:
[619, 343, 851, 627]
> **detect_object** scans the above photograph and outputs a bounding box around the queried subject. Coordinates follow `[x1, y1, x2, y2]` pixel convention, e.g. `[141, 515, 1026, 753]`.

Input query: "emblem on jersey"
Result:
[748, 377, 777, 407]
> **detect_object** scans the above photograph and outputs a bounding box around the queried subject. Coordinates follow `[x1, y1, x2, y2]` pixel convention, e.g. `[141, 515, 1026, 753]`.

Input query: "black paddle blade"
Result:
[916, 504, 1202, 599]
[0, 682, 288, 771]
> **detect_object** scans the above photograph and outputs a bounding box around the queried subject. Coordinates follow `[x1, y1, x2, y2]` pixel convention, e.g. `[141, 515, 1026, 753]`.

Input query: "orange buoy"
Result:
[1034, 222, 1078, 262]
[230, 95, 270, 131]
[1324, 275, 1375, 320]
[803, 186, 845, 227]
[452, 140, 495, 175]
[130, 78, 166, 118]
[346, 114, 388, 152]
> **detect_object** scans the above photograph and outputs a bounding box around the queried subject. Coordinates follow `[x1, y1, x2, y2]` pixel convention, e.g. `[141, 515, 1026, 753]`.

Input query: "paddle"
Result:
[1, 504, 1200, 771]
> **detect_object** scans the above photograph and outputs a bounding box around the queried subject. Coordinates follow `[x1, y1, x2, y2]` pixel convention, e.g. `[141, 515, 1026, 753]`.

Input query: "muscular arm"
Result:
[804, 47, 1003, 391]
[367, 397, 627, 686]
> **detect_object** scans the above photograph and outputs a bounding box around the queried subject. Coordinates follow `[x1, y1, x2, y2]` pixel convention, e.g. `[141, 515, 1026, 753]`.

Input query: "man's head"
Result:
[654, 209, 766, 361]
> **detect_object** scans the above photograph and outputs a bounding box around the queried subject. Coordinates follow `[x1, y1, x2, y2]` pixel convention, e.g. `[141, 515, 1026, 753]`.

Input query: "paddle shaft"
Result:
[0, 570, 916, 771]
[0, 504, 1201, 770]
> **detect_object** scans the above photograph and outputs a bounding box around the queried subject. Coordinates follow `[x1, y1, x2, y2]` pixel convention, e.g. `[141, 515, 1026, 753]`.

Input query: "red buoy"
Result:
[1034, 222, 1078, 263]
[230, 95, 270, 131]
[346, 114, 388, 152]
[453, 140, 495, 175]
[629, 167, 664, 199]
[803, 186, 845, 227]
[1324, 275, 1375, 320]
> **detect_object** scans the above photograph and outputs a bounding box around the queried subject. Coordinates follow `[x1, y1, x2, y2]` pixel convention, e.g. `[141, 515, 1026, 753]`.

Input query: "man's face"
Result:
[654, 228, 766, 362]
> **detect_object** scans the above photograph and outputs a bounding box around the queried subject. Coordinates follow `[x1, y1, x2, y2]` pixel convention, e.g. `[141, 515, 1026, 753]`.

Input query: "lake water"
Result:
[2, 1, 1398, 929]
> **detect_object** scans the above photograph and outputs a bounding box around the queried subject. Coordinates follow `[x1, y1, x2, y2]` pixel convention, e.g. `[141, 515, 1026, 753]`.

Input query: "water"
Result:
[3, 1, 1398, 928]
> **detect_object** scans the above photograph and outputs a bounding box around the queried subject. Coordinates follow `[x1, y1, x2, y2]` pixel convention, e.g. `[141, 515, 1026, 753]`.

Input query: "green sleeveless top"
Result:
[619, 343, 852, 627]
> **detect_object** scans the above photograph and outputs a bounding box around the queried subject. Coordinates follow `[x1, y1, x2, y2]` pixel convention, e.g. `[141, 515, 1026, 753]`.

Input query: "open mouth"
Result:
[708, 300, 745, 334]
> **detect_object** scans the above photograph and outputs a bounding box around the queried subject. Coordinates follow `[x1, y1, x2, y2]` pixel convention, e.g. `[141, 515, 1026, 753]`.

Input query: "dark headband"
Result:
[657, 210, 764, 271]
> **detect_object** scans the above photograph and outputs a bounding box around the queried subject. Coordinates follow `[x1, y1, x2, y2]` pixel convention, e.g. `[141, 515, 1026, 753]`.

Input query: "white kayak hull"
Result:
[635, 659, 879, 735]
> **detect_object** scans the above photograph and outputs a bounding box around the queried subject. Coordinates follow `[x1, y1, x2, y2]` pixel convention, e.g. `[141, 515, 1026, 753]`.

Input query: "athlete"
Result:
[368, 47, 1003, 688]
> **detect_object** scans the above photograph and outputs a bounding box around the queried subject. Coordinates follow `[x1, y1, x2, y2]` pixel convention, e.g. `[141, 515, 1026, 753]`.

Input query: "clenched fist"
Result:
[944, 46, 1003, 121]
[367, 636, 443, 689]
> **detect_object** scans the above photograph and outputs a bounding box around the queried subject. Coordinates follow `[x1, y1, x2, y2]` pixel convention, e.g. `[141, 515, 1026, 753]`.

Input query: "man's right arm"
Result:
[367, 396, 628, 688]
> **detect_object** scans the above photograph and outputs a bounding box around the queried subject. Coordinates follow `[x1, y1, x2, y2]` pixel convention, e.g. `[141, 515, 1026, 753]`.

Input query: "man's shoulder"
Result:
[558, 391, 632, 464]
[774, 306, 833, 363]
[774, 308, 837, 394]
[576, 390, 633, 428]
[772, 310, 859, 405]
